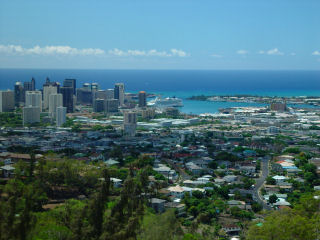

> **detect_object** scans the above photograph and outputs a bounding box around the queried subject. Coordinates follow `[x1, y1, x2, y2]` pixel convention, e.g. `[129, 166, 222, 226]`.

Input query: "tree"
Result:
[269, 194, 278, 204]
[208, 161, 218, 169]
[266, 176, 276, 185]
[252, 202, 263, 213]
[246, 209, 318, 240]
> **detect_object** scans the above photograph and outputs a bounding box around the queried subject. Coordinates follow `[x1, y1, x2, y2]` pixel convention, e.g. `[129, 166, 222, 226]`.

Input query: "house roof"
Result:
[1, 165, 15, 171]
[168, 185, 184, 193]
[151, 198, 166, 204]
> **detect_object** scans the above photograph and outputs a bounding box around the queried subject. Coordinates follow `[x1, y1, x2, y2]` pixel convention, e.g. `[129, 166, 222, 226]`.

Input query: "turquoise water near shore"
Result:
[155, 91, 319, 114]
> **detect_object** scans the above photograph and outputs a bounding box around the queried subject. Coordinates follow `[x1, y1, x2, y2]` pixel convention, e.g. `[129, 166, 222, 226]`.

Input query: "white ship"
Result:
[147, 97, 183, 107]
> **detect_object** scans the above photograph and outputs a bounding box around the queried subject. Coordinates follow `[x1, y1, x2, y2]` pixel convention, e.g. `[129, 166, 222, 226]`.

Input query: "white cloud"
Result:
[258, 48, 284, 55]
[266, 48, 284, 55]
[312, 50, 320, 56]
[211, 54, 223, 58]
[0, 44, 105, 56]
[108, 48, 188, 57]
[0, 44, 188, 58]
[237, 50, 248, 55]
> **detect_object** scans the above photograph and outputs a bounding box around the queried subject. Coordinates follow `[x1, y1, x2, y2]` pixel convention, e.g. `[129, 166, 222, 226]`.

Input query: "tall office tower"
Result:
[60, 87, 74, 113]
[106, 89, 114, 99]
[76, 88, 92, 105]
[31, 77, 36, 91]
[25, 91, 42, 112]
[56, 106, 67, 127]
[43, 85, 58, 110]
[93, 90, 107, 101]
[93, 99, 105, 112]
[14, 82, 24, 107]
[105, 99, 119, 113]
[114, 83, 125, 106]
[83, 83, 91, 90]
[0, 91, 14, 112]
[91, 83, 99, 92]
[49, 93, 63, 118]
[63, 79, 76, 95]
[123, 111, 137, 136]
[138, 91, 147, 108]
[23, 81, 33, 92]
[23, 106, 40, 125]
[43, 78, 60, 92]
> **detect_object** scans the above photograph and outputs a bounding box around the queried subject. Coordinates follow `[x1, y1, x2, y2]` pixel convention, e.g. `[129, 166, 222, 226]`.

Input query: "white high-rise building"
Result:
[123, 111, 137, 136]
[56, 106, 67, 127]
[114, 83, 125, 106]
[43, 85, 58, 110]
[25, 91, 42, 112]
[23, 106, 40, 125]
[0, 90, 14, 112]
[49, 93, 63, 118]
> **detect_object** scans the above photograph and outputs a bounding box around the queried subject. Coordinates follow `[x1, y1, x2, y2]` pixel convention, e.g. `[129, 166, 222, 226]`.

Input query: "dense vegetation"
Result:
[0, 154, 159, 240]
[246, 193, 320, 240]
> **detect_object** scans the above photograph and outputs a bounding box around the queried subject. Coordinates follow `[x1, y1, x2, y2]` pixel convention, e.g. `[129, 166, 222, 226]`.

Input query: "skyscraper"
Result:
[0, 91, 14, 112]
[105, 99, 119, 113]
[14, 82, 24, 107]
[138, 91, 147, 108]
[43, 85, 58, 110]
[60, 87, 74, 113]
[56, 106, 67, 127]
[114, 83, 125, 106]
[93, 90, 107, 101]
[49, 93, 63, 118]
[76, 88, 92, 105]
[63, 79, 76, 95]
[106, 89, 115, 99]
[31, 77, 36, 91]
[25, 91, 42, 112]
[93, 99, 105, 112]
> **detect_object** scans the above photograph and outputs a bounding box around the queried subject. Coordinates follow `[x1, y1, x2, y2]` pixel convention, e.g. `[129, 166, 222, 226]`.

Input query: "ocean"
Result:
[1, 69, 319, 114]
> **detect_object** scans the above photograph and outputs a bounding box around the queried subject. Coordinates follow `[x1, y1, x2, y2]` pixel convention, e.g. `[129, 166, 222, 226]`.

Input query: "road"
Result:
[163, 158, 191, 181]
[252, 157, 272, 210]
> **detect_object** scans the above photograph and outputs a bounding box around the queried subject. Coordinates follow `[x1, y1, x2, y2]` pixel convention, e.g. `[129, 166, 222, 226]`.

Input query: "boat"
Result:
[147, 97, 183, 107]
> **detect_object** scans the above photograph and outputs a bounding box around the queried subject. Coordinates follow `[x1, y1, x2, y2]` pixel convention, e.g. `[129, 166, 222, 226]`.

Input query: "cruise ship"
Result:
[147, 97, 183, 108]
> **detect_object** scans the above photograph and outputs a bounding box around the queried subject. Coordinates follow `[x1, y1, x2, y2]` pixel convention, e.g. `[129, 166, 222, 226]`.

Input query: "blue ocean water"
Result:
[0, 69, 319, 114]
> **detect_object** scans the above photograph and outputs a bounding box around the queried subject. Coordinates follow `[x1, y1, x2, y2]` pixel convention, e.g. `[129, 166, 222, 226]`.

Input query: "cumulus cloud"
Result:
[258, 48, 284, 55]
[108, 48, 188, 57]
[267, 48, 284, 55]
[210, 54, 223, 58]
[312, 50, 320, 56]
[237, 50, 248, 55]
[0, 44, 105, 55]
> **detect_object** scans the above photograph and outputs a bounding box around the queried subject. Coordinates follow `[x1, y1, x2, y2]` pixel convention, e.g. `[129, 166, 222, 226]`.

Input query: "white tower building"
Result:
[25, 91, 42, 112]
[49, 93, 63, 118]
[56, 106, 67, 127]
[43, 85, 58, 110]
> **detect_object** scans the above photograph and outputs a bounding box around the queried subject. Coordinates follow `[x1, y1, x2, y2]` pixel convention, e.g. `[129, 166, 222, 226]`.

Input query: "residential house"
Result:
[150, 198, 167, 213]
[1, 165, 15, 178]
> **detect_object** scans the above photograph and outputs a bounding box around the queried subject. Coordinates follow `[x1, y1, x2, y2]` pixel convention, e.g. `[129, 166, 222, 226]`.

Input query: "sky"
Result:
[0, 0, 320, 70]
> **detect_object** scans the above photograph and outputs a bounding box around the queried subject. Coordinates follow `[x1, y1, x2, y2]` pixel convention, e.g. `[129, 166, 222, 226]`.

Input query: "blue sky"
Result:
[0, 0, 319, 70]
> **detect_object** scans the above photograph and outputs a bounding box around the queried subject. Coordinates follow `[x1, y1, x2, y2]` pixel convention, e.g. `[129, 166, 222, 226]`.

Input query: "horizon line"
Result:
[0, 67, 320, 71]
